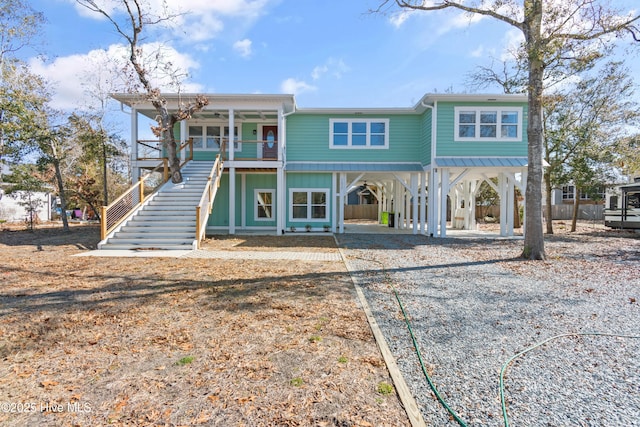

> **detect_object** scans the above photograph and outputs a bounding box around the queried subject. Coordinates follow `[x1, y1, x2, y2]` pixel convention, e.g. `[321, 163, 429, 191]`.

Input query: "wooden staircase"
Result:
[98, 161, 217, 250]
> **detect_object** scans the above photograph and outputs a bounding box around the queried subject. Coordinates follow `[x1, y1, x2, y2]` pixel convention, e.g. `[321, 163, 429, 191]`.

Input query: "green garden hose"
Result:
[354, 253, 639, 427]
[499, 332, 640, 427]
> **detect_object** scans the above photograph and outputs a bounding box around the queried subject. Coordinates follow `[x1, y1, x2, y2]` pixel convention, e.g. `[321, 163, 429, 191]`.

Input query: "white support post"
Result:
[241, 173, 246, 229]
[131, 108, 139, 182]
[411, 173, 419, 234]
[332, 173, 337, 232]
[277, 167, 285, 235]
[507, 176, 515, 236]
[420, 171, 427, 234]
[499, 173, 507, 237]
[229, 167, 236, 235]
[439, 168, 449, 237]
[228, 108, 235, 161]
[339, 173, 346, 233]
[428, 168, 438, 236]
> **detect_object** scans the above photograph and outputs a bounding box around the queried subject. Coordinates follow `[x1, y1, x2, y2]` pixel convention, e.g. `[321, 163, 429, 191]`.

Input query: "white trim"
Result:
[454, 106, 522, 142]
[254, 189, 276, 222]
[289, 188, 330, 222]
[329, 118, 389, 149]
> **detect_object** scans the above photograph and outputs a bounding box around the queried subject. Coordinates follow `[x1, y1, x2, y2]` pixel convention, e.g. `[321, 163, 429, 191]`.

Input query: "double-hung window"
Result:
[188, 125, 241, 150]
[330, 119, 389, 148]
[289, 189, 329, 221]
[255, 190, 274, 221]
[454, 107, 522, 141]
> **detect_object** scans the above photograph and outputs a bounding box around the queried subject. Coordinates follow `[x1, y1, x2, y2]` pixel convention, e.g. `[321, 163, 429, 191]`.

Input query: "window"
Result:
[330, 119, 389, 149]
[289, 189, 329, 221]
[188, 125, 241, 150]
[255, 190, 274, 221]
[454, 107, 522, 141]
[562, 185, 575, 200]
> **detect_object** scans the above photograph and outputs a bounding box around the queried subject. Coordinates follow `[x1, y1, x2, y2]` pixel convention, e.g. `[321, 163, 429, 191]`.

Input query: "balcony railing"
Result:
[137, 138, 280, 163]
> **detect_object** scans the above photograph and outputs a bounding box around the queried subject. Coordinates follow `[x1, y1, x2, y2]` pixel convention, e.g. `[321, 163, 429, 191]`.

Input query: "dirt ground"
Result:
[0, 224, 410, 426]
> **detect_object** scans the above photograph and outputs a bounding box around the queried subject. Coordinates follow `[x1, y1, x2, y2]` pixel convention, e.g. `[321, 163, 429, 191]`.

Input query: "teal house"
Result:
[102, 93, 529, 249]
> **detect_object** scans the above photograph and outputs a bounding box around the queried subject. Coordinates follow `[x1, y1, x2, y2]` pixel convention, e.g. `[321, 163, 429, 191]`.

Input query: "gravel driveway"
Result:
[336, 231, 640, 426]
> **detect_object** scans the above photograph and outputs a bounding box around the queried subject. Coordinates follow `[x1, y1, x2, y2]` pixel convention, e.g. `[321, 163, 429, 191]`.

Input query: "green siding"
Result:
[435, 101, 528, 157]
[421, 109, 432, 166]
[245, 174, 277, 227]
[209, 174, 230, 226]
[286, 172, 333, 228]
[286, 114, 422, 163]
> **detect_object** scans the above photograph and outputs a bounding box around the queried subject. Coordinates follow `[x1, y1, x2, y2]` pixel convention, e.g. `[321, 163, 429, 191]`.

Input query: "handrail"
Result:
[100, 158, 169, 240]
[100, 138, 193, 241]
[195, 141, 226, 248]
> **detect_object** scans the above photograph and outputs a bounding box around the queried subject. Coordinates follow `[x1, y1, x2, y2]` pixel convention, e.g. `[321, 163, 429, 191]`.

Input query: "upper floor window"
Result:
[189, 125, 241, 151]
[454, 107, 522, 141]
[329, 119, 389, 149]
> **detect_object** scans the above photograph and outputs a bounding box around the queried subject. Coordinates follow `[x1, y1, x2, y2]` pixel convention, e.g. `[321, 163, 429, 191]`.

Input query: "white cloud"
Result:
[389, 10, 413, 28]
[280, 78, 316, 95]
[29, 43, 202, 111]
[233, 39, 253, 58]
[311, 58, 350, 81]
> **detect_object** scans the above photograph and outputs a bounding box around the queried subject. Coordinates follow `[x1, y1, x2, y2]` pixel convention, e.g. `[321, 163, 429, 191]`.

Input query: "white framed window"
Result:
[454, 107, 522, 141]
[329, 119, 389, 149]
[255, 189, 274, 221]
[289, 188, 329, 222]
[188, 124, 241, 151]
[562, 185, 575, 200]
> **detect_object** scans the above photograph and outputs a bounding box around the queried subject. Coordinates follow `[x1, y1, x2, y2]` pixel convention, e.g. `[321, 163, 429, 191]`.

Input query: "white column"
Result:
[499, 173, 507, 237]
[332, 173, 337, 232]
[131, 108, 139, 182]
[339, 173, 346, 233]
[228, 108, 235, 161]
[420, 171, 427, 234]
[277, 167, 285, 235]
[439, 168, 449, 237]
[428, 168, 438, 236]
[507, 176, 515, 236]
[240, 173, 246, 230]
[411, 173, 419, 234]
[229, 167, 236, 235]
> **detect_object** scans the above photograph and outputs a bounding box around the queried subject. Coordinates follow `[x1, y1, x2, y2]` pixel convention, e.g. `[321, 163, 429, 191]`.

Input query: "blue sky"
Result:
[22, 0, 640, 118]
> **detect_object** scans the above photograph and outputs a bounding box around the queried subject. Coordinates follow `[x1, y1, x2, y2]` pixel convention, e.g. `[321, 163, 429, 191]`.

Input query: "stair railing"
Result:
[100, 138, 194, 241]
[195, 141, 226, 248]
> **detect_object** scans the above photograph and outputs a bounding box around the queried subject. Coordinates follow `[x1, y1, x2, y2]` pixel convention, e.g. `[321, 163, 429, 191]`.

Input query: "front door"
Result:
[262, 126, 278, 159]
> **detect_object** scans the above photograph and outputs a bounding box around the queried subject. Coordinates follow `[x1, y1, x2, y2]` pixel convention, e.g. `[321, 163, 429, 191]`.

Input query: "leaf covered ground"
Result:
[0, 225, 410, 426]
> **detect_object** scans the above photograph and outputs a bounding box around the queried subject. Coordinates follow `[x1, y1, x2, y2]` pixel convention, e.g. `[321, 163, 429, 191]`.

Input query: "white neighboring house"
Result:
[0, 164, 53, 223]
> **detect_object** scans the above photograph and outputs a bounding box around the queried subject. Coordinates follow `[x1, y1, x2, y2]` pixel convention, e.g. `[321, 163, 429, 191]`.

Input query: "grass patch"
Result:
[176, 356, 194, 366]
[290, 377, 304, 387]
[377, 381, 394, 395]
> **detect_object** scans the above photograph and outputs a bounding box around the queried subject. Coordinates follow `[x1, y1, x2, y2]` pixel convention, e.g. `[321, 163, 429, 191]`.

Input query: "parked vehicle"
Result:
[604, 180, 640, 229]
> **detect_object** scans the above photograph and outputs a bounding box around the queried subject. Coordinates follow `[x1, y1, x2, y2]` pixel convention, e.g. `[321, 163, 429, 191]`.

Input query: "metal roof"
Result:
[285, 162, 424, 172]
[435, 157, 529, 168]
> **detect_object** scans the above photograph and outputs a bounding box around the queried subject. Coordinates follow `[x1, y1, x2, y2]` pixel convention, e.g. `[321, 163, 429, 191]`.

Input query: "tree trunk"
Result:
[101, 137, 108, 205]
[521, 3, 546, 260]
[544, 169, 554, 234]
[53, 158, 70, 232]
[159, 111, 182, 184]
[514, 187, 521, 228]
[571, 188, 580, 232]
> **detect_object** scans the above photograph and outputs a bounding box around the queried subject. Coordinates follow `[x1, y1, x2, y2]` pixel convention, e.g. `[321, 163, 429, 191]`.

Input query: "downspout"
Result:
[279, 104, 297, 235]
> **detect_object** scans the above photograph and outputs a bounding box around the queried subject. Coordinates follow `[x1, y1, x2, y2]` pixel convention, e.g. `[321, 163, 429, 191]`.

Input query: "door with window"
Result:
[262, 126, 278, 159]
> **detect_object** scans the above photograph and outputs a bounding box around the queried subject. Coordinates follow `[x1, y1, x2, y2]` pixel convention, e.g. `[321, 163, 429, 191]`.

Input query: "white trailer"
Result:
[604, 181, 640, 230]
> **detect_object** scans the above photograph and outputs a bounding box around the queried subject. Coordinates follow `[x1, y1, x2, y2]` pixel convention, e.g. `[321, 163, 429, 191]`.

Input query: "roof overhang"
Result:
[286, 162, 424, 172]
[110, 93, 297, 120]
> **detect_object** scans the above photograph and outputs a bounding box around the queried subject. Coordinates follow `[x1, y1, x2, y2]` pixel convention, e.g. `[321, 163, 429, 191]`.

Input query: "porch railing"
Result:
[100, 138, 194, 241]
[195, 142, 226, 248]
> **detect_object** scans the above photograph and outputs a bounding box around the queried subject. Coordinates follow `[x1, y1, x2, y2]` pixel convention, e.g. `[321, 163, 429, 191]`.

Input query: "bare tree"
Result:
[377, 0, 640, 259]
[76, 0, 208, 183]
